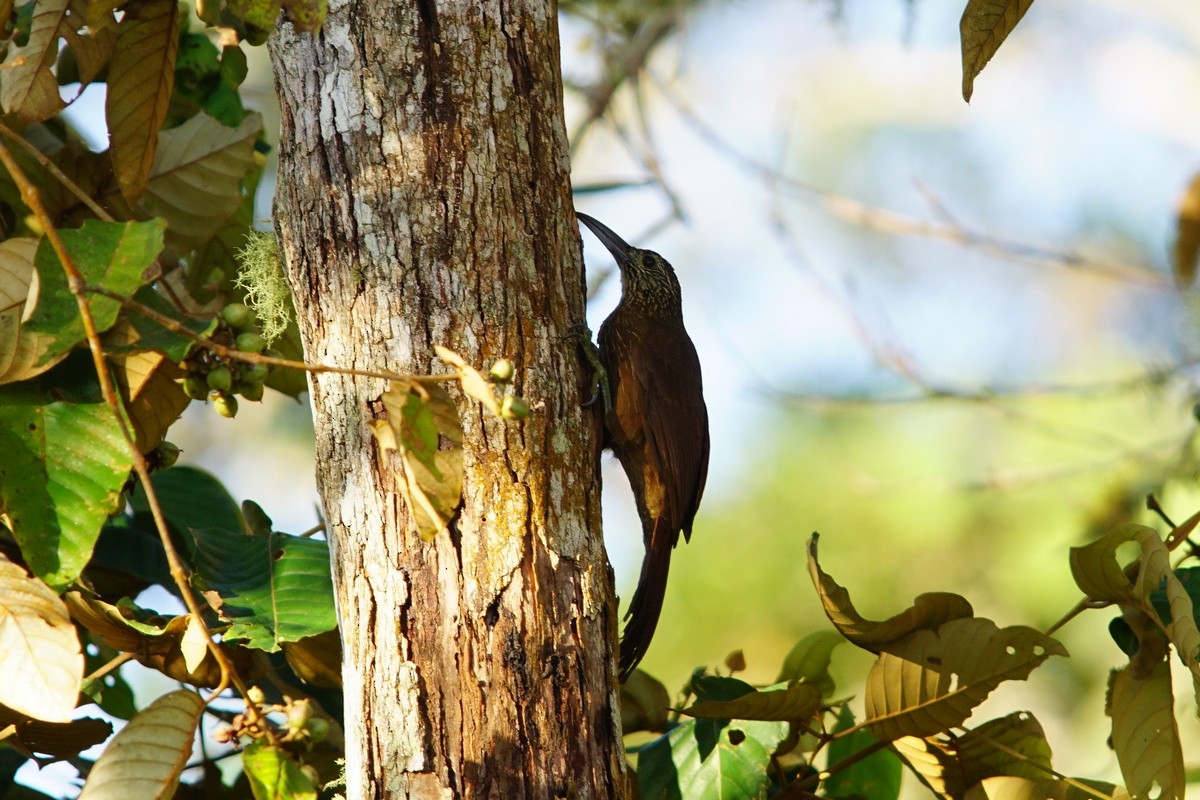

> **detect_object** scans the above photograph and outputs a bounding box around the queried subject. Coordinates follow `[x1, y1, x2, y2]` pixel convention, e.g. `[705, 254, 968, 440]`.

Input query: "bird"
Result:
[576, 211, 710, 682]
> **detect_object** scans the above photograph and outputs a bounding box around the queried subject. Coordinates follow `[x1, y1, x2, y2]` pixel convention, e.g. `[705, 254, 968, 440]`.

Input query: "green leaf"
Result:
[959, 0, 1036, 102]
[242, 740, 318, 800]
[0, 380, 132, 590]
[777, 630, 843, 696]
[637, 715, 789, 800]
[138, 111, 263, 256]
[190, 526, 337, 651]
[682, 681, 821, 723]
[131, 465, 244, 551]
[115, 285, 218, 361]
[106, 0, 179, 202]
[824, 706, 901, 800]
[25, 219, 166, 364]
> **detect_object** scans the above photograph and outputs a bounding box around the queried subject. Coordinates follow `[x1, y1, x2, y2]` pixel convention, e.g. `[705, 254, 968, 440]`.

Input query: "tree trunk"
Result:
[268, 2, 627, 797]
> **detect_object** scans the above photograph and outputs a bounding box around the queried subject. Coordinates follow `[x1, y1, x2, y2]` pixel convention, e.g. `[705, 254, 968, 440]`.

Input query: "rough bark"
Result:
[268, 1, 626, 797]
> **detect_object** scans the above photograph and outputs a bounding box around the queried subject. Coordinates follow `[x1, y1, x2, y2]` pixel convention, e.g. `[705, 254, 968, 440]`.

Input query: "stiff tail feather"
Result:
[618, 520, 674, 681]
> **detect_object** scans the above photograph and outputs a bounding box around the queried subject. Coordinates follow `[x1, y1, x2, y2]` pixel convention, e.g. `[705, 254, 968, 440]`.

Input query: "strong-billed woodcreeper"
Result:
[577, 212, 710, 681]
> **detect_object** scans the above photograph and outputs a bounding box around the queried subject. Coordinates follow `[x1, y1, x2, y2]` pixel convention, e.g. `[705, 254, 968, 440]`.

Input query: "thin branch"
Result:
[649, 72, 1168, 289]
[0, 121, 113, 222]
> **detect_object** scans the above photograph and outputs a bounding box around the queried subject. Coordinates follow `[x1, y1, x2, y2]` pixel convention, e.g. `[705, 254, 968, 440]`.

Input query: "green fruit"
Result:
[213, 392, 238, 418]
[489, 358, 515, 383]
[221, 303, 254, 330]
[306, 717, 330, 742]
[236, 332, 267, 353]
[184, 374, 209, 399]
[206, 366, 233, 392]
[246, 685, 265, 705]
[239, 381, 264, 401]
[500, 394, 530, 421]
[241, 363, 270, 383]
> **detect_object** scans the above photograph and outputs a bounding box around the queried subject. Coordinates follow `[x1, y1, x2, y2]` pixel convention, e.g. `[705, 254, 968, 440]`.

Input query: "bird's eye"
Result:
[642, 254, 655, 268]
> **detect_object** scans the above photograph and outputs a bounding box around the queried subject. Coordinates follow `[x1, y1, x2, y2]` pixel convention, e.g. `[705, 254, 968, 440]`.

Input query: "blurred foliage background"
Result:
[142, 0, 1200, 787]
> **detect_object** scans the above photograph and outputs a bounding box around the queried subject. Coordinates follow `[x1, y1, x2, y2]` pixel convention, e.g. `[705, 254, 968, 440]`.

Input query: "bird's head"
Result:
[577, 212, 682, 314]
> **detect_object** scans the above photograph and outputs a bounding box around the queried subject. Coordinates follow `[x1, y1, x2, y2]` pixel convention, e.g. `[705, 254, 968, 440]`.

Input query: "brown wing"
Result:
[598, 311, 709, 545]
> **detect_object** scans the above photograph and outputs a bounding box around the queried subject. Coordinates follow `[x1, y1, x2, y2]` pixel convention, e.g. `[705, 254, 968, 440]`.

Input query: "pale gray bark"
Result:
[269, 1, 627, 797]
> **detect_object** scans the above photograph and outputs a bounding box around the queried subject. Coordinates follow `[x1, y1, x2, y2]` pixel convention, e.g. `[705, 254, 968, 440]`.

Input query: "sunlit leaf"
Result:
[138, 111, 263, 255]
[1, 0, 69, 123]
[1070, 524, 1200, 680]
[0, 379, 132, 590]
[77, 689, 204, 800]
[190, 526, 337, 651]
[1107, 661, 1184, 800]
[959, 0, 1036, 102]
[26, 219, 165, 364]
[368, 378, 464, 540]
[0, 555, 83, 722]
[106, 0, 179, 202]
[963, 776, 1130, 800]
[637, 714, 789, 800]
[0, 237, 66, 384]
[435, 344, 502, 416]
[807, 535, 974, 653]
[863, 617, 1065, 741]
[105, 320, 189, 452]
[242, 740, 318, 800]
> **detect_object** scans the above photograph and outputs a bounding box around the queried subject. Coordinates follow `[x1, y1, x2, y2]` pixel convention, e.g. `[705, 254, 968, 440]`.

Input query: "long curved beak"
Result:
[576, 212, 631, 263]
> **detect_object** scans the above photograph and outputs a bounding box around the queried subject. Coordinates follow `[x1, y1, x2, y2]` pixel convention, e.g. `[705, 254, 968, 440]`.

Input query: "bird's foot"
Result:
[568, 323, 612, 413]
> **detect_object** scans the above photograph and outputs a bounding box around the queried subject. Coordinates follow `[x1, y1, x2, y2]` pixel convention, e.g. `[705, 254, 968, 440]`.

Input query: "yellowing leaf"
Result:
[77, 689, 205, 800]
[0, 237, 65, 384]
[960, 0, 1036, 102]
[1070, 524, 1200, 681]
[1172, 171, 1200, 288]
[368, 378, 464, 540]
[1107, 662, 1184, 800]
[807, 535, 974, 653]
[895, 711, 1055, 799]
[1, 0, 69, 123]
[435, 344, 502, 417]
[106, 0, 179, 202]
[139, 112, 264, 255]
[965, 777, 1130, 800]
[242, 740, 318, 800]
[180, 614, 210, 675]
[0, 555, 84, 723]
[864, 618, 1065, 741]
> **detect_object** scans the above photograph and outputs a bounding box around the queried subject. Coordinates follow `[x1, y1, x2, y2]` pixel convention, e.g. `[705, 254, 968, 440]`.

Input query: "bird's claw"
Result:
[570, 323, 612, 413]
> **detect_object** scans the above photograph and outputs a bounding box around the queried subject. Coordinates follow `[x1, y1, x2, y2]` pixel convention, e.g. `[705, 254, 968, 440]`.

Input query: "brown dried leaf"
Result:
[960, 0, 1036, 102]
[964, 777, 1130, 800]
[106, 0, 179, 202]
[1, 0, 69, 123]
[281, 629, 342, 687]
[1172, 171, 1200, 288]
[1070, 524, 1200, 681]
[681, 682, 822, 723]
[106, 320, 189, 452]
[368, 378, 464, 540]
[435, 344, 502, 416]
[807, 535, 974, 653]
[620, 669, 670, 735]
[863, 618, 1066, 740]
[0, 703, 112, 758]
[1107, 661, 1184, 800]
